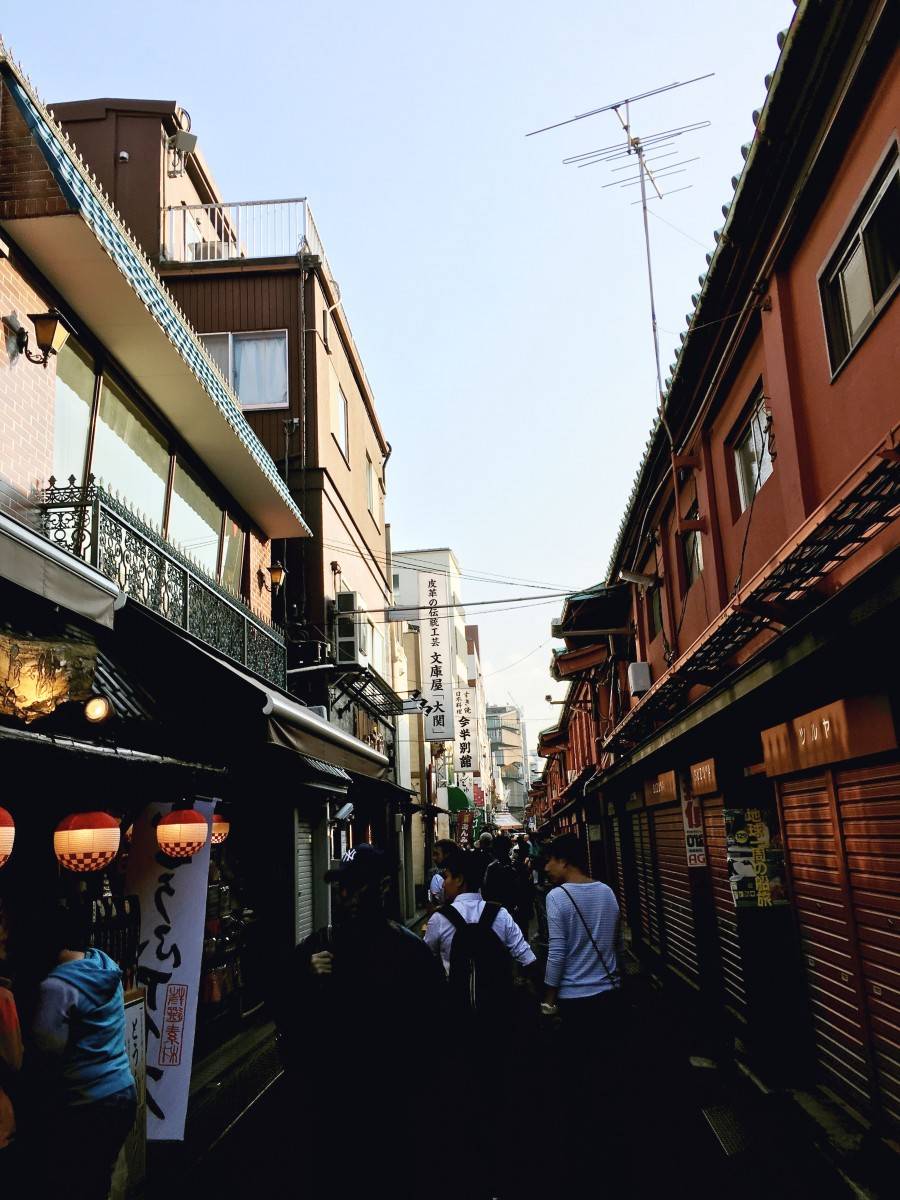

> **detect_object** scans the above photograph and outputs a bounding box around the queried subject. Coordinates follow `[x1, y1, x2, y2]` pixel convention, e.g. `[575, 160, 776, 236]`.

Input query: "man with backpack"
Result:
[481, 834, 518, 912]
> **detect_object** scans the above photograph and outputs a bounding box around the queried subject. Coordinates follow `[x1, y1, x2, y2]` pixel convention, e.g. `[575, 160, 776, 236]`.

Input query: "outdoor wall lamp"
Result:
[84, 695, 112, 724]
[257, 561, 287, 594]
[16, 309, 72, 367]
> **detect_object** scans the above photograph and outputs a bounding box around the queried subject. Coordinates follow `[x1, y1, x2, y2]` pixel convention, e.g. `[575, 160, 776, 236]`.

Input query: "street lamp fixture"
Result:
[17, 309, 72, 367]
[257, 561, 287, 594]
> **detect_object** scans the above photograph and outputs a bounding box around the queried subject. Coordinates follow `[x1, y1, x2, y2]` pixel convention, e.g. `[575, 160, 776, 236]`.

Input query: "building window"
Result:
[366, 454, 376, 517]
[220, 516, 245, 596]
[647, 583, 663, 641]
[53, 337, 95, 484]
[392, 572, 400, 590]
[168, 459, 223, 578]
[821, 149, 900, 370]
[92, 374, 170, 527]
[333, 385, 349, 461]
[682, 501, 703, 589]
[734, 395, 774, 512]
[199, 331, 289, 409]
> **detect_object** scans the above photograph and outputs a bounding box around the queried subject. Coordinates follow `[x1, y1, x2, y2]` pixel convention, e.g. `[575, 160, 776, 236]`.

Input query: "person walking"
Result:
[30, 906, 136, 1200]
[426, 837, 458, 912]
[470, 831, 495, 892]
[481, 834, 518, 913]
[278, 844, 446, 1199]
[540, 834, 624, 1188]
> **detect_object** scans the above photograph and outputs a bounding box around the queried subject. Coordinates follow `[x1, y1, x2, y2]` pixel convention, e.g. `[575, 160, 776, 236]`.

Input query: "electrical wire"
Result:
[484, 640, 552, 677]
[351, 591, 578, 617]
[647, 207, 710, 250]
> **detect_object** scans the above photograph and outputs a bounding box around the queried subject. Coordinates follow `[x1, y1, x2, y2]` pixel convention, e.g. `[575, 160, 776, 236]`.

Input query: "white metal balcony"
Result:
[161, 197, 333, 269]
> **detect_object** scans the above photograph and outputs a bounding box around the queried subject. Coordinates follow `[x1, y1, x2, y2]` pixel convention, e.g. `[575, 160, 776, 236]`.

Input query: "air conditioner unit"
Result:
[627, 661, 652, 698]
[333, 591, 368, 668]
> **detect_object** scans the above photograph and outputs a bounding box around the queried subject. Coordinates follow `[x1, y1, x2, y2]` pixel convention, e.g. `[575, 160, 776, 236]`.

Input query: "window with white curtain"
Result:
[199, 330, 289, 409]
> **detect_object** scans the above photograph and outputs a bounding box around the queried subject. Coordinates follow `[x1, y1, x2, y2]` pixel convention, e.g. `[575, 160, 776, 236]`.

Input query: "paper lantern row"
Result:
[0, 807, 230, 873]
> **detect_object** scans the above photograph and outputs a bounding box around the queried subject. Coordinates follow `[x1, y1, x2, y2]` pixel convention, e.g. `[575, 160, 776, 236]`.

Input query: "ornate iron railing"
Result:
[38, 478, 287, 687]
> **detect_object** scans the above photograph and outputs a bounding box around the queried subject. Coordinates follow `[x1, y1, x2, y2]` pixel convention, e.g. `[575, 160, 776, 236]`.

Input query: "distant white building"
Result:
[487, 704, 529, 821]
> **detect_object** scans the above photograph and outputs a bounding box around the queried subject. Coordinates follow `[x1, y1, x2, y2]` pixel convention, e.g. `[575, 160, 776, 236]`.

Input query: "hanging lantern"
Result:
[157, 809, 208, 859]
[0, 807, 14, 868]
[211, 814, 230, 845]
[54, 812, 120, 873]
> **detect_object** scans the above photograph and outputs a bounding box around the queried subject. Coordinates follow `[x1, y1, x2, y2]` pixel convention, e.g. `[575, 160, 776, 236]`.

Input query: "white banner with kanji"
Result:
[418, 573, 455, 741]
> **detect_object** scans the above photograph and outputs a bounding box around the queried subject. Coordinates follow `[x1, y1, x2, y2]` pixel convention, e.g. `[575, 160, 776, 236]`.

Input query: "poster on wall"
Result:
[681, 795, 707, 867]
[724, 807, 788, 908]
[126, 800, 215, 1141]
[418, 573, 456, 742]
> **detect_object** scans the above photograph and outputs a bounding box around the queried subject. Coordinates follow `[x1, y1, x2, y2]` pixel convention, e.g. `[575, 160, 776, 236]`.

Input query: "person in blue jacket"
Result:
[31, 907, 135, 1200]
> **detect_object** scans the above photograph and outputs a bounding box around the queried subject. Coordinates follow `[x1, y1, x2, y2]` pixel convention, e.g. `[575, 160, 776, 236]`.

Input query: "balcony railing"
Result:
[162, 197, 331, 268]
[39, 478, 287, 688]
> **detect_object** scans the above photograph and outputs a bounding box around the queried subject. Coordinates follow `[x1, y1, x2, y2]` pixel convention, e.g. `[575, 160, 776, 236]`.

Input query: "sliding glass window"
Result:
[52, 338, 95, 484]
[168, 460, 223, 578]
[91, 375, 169, 527]
[220, 516, 245, 596]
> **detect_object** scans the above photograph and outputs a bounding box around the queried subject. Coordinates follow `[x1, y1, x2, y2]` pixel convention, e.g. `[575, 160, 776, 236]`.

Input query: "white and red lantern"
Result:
[157, 809, 208, 858]
[211, 814, 230, 845]
[54, 812, 120, 873]
[0, 807, 14, 868]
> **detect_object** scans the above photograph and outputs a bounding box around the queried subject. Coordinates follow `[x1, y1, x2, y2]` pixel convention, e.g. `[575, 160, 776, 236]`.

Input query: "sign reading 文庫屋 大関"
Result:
[724, 807, 788, 908]
[417, 573, 455, 742]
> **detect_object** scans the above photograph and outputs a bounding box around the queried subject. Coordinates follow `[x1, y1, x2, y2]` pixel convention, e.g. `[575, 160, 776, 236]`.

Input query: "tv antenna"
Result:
[527, 74, 713, 441]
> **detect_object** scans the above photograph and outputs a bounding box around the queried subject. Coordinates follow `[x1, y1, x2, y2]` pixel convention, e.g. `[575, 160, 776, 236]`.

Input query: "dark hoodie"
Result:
[33, 949, 134, 1105]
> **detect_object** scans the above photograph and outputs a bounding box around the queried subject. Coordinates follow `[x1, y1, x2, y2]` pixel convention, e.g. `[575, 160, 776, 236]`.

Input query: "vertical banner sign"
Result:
[453, 687, 479, 774]
[418, 574, 455, 742]
[126, 800, 215, 1141]
[680, 794, 707, 867]
[455, 809, 474, 850]
[724, 807, 788, 908]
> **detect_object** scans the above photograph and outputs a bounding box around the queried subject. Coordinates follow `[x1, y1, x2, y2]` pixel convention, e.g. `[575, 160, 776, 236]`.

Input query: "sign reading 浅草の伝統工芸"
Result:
[418, 573, 455, 742]
[126, 799, 215, 1141]
[453, 687, 479, 776]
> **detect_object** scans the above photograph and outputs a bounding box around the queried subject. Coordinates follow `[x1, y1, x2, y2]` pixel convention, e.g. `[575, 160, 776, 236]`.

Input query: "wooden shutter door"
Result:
[652, 804, 699, 984]
[835, 759, 900, 1132]
[779, 773, 873, 1118]
[294, 815, 314, 945]
[701, 794, 746, 1017]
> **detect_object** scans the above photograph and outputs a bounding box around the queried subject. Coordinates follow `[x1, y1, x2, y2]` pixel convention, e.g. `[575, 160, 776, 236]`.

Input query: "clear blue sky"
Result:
[9, 0, 797, 749]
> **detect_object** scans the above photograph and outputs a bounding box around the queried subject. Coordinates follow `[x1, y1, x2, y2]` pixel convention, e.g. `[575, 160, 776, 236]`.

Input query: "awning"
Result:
[551, 584, 632, 644]
[349, 773, 416, 806]
[1, 511, 120, 628]
[492, 812, 523, 830]
[296, 755, 352, 792]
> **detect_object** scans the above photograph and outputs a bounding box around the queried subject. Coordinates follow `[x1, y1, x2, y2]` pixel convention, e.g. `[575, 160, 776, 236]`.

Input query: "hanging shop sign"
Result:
[455, 809, 474, 850]
[418, 574, 455, 742]
[453, 687, 480, 775]
[680, 793, 707, 867]
[121, 990, 147, 1192]
[761, 695, 897, 777]
[724, 807, 788, 908]
[644, 770, 677, 806]
[473, 782, 485, 809]
[0, 629, 97, 723]
[126, 799, 215, 1141]
[689, 758, 718, 795]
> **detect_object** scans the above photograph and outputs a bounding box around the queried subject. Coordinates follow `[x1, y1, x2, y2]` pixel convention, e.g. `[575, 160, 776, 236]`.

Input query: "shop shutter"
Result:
[835, 759, 900, 1132]
[611, 815, 628, 931]
[702, 795, 746, 1017]
[294, 815, 314, 945]
[634, 810, 662, 953]
[652, 804, 699, 984]
[780, 773, 872, 1117]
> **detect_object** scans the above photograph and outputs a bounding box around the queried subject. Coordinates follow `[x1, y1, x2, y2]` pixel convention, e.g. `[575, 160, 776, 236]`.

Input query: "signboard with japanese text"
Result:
[644, 770, 677, 806]
[453, 687, 480, 776]
[762, 696, 896, 776]
[455, 810, 474, 849]
[473, 783, 485, 808]
[690, 758, 718, 796]
[418, 573, 455, 742]
[126, 800, 215, 1141]
[680, 794, 707, 867]
[111, 991, 147, 1198]
[724, 807, 788, 908]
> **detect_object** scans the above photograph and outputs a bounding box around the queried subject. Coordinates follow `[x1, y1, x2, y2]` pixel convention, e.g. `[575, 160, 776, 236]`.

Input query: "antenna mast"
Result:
[528, 75, 713, 443]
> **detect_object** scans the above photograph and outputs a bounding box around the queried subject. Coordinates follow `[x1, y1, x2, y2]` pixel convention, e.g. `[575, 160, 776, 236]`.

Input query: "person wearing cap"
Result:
[276, 844, 446, 1198]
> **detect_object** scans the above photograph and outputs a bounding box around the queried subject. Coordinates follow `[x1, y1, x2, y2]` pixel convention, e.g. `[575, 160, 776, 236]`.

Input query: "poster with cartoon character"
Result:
[724, 807, 788, 908]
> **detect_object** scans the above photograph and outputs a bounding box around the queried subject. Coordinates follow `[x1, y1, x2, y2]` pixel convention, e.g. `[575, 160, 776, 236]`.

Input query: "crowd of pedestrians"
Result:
[281, 828, 622, 1200]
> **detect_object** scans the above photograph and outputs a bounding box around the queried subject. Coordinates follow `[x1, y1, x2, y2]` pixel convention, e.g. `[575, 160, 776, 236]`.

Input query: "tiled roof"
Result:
[0, 47, 308, 534]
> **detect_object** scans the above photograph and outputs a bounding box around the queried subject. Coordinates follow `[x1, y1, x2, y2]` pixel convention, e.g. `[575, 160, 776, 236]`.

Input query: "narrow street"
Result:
[167, 958, 857, 1200]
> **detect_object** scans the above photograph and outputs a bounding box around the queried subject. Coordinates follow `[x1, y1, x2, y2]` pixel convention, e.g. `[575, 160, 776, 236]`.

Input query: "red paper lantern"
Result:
[157, 809, 208, 858]
[0, 807, 14, 868]
[54, 812, 120, 873]
[211, 814, 230, 845]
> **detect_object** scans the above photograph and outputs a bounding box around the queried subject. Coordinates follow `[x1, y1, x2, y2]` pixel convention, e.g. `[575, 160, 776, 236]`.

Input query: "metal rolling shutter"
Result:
[653, 804, 699, 984]
[702, 795, 746, 1017]
[294, 815, 314, 946]
[611, 815, 628, 931]
[780, 773, 872, 1117]
[836, 760, 900, 1132]
[634, 810, 662, 954]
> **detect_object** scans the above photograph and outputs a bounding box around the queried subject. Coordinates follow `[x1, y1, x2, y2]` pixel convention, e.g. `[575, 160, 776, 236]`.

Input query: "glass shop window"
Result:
[168, 460, 223, 578]
[52, 337, 95, 484]
[221, 517, 246, 596]
[91, 375, 169, 527]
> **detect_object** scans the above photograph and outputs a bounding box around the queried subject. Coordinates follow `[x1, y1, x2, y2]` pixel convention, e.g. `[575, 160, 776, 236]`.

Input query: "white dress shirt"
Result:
[424, 890, 537, 975]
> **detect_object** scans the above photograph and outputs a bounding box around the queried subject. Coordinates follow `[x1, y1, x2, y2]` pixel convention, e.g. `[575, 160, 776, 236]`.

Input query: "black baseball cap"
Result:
[325, 843, 389, 888]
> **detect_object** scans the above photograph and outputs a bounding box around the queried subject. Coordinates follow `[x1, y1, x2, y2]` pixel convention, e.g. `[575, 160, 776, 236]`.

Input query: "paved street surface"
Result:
[165, 958, 857, 1200]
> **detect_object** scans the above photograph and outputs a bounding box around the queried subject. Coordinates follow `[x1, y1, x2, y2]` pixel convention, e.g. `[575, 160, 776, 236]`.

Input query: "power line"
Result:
[484, 640, 552, 677]
[351, 591, 577, 616]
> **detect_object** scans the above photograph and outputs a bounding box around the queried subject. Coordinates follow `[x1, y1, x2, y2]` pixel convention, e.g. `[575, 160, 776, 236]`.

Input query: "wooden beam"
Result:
[673, 453, 701, 472]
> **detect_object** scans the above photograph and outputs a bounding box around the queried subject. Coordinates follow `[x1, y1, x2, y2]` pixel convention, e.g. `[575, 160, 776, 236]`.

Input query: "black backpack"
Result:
[482, 860, 518, 911]
[440, 901, 513, 1017]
